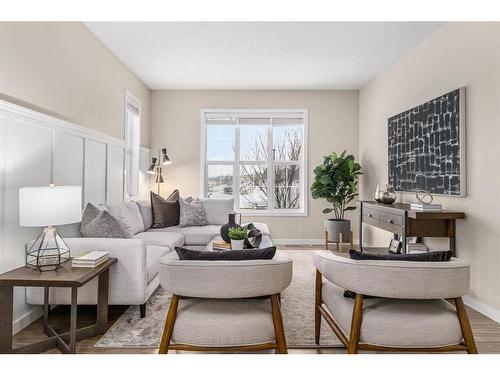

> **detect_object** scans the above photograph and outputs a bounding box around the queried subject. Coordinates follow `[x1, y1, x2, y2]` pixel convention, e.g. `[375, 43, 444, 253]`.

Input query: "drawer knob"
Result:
[368, 214, 373, 218]
[387, 219, 393, 224]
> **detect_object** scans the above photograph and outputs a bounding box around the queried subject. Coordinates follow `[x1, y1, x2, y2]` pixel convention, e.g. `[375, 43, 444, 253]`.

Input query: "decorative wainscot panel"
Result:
[388, 88, 466, 196]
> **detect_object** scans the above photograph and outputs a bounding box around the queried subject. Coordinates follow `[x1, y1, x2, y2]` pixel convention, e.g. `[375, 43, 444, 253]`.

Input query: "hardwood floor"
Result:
[11, 246, 500, 354]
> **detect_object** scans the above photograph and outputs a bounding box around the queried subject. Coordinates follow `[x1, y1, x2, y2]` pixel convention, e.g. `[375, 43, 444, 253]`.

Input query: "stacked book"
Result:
[212, 240, 231, 251]
[410, 203, 443, 212]
[72, 251, 109, 268]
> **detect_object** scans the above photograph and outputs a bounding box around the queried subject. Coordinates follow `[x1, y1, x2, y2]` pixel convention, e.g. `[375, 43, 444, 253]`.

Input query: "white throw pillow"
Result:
[201, 198, 235, 225]
[104, 202, 145, 234]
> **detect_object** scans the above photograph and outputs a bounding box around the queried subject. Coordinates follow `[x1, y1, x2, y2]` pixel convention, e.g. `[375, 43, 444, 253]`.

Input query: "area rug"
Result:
[95, 250, 343, 349]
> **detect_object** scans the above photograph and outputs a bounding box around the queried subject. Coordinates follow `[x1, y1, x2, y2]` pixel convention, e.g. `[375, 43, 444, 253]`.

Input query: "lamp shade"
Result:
[19, 186, 82, 227]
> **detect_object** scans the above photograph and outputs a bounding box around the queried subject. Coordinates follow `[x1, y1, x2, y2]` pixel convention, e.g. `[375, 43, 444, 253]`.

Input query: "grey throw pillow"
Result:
[179, 198, 208, 227]
[80, 203, 102, 231]
[81, 209, 134, 239]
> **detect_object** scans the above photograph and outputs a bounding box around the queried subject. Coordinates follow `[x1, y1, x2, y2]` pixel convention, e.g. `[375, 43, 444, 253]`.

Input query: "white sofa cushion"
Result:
[200, 198, 234, 225]
[149, 225, 221, 245]
[172, 298, 275, 347]
[105, 202, 145, 235]
[322, 282, 463, 348]
[134, 230, 184, 249]
[146, 245, 171, 283]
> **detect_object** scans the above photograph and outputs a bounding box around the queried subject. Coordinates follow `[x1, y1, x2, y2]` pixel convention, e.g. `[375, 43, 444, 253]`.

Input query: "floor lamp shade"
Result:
[19, 186, 82, 227]
[19, 186, 82, 272]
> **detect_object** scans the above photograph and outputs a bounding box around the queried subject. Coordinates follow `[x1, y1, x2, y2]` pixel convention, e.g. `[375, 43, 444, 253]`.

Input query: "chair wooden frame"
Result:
[315, 270, 478, 354]
[159, 293, 287, 354]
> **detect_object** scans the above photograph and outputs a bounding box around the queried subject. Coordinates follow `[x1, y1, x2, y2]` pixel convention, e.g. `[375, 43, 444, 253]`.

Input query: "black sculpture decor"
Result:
[244, 223, 262, 249]
[220, 213, 242, 243]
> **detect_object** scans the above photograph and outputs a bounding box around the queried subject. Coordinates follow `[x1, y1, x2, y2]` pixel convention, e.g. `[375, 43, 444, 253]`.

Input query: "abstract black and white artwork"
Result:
[388, 88, 466, 196]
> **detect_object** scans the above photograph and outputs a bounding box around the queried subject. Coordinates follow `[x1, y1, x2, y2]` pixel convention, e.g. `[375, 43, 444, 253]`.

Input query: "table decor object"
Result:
[228, 226, 247, 250]
[220, 212, 242, 243]
[19, 185, 82, 272]
[243, 223, 262, 248]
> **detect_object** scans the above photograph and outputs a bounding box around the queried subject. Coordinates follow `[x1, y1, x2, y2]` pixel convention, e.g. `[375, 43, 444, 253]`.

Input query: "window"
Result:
[201, 109, 307, 216]
[124, 91, 141, 197]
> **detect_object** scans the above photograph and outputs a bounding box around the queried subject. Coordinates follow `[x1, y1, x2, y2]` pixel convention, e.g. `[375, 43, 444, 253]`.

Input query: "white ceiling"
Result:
[85, 22, 444, 90]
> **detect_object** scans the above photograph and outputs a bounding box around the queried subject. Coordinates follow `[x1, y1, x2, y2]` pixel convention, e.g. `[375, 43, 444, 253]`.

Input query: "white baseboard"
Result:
[274, 238, 360, 246]
[13, 306, 42, 335]
[463, 295, 500, 324]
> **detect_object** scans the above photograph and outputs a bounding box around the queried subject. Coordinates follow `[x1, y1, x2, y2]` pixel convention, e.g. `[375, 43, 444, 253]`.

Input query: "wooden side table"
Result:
[0, 258, 117, 354]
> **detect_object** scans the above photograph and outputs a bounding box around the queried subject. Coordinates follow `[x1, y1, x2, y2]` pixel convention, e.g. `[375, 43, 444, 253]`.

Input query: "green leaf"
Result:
[344, 206, 357, 211]
[322, 208, 334, 213]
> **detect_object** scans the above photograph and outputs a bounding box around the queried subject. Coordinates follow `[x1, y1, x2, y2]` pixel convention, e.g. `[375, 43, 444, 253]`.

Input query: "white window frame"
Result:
[200, 108, 308, 217]
[124, 90, 141, 198]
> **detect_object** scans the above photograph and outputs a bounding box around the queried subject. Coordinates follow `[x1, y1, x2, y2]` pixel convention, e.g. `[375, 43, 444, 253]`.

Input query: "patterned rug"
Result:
[95, 250, 343, 349]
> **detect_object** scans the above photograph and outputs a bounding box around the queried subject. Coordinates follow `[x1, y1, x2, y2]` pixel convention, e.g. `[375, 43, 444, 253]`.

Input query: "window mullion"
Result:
[234, 119, 240, 211]
[267, 120, 274, 212]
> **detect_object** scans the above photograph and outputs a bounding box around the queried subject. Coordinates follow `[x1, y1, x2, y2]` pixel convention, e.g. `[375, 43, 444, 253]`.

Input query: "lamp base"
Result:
[26, 226, 71, 272]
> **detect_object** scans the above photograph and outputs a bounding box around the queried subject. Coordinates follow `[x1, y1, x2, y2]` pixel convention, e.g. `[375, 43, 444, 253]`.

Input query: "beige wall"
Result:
[151, 90, 359, 240]
[359, 22, 500, 310]
[0, 22, 150, 146]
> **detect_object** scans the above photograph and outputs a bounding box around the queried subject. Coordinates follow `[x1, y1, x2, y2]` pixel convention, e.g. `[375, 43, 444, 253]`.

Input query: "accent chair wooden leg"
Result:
[454, 297, 478, 354]
[159, 295, 179, 354]
[139, 303, 146, 318]
[347, 294, 363, 354]
[324, 230, 328, 250]
[271, 294, 287, 354]
[315, 270, 322, 344]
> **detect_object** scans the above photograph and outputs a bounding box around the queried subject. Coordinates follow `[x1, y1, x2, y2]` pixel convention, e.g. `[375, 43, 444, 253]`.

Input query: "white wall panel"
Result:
[0, 98, 150, 333]
[3, 118, 52, 323]
[53, 132, 84, 187]
[83, 139, 107, 206]
[106, 144, 124, 204]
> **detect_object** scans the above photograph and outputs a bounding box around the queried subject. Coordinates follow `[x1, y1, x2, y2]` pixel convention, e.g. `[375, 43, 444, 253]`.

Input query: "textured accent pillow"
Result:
[179, 198, 208, 227]
[348, 249, 453, 262]
[135, 200, 153, 231]
[175, 246, 276, 261]
[81, 210, 134, 239]
[80, 203, 102, 232]
[200, 198, 235, 225]
[105, 202, 144, 235]
[151, 190, 180, 228]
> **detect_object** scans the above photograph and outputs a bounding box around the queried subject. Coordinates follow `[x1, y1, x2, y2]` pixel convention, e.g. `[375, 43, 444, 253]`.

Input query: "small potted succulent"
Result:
[228, 227, 248, 250]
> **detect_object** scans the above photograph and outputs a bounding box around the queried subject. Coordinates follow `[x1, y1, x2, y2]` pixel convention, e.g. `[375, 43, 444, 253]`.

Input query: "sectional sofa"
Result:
[26, 199, 270, 317]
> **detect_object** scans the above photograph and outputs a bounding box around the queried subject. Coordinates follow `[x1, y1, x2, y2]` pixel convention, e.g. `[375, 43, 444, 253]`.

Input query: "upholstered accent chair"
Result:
[313, 251, 477, 354]
[157, 252, 293, 353]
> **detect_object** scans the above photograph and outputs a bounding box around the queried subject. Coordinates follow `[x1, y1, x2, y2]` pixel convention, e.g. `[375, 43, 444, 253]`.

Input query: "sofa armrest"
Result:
[27, 237, 149, 304]
[67, 238, 148, 299]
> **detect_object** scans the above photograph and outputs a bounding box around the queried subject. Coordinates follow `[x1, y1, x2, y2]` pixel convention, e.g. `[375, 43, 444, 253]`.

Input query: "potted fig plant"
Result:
[311, 151, 362, 244]
[228, 227, 248, 250]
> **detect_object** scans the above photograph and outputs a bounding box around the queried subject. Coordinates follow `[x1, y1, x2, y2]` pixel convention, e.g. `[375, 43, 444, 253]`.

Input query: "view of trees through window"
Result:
[204, 113, 305, 213]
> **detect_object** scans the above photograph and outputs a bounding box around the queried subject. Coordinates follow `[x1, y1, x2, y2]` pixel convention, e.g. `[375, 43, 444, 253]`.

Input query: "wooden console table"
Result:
[0, 258, 117, 354]
[359, 201, 465, 254]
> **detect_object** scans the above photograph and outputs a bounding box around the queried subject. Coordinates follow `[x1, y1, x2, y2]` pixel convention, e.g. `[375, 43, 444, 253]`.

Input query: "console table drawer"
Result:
[380, 211, 404, 226]
[379, 220, 403, 235]
[363, 206, 379, 220]
[362, 214, 379, 228]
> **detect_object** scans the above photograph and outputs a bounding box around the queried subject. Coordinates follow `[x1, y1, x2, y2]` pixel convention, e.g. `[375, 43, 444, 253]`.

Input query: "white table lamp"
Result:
[19, 185, 82, 271]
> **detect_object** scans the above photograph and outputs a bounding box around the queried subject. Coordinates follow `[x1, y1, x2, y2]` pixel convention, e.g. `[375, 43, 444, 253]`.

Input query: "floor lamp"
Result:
[147, 148, 172, 195]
